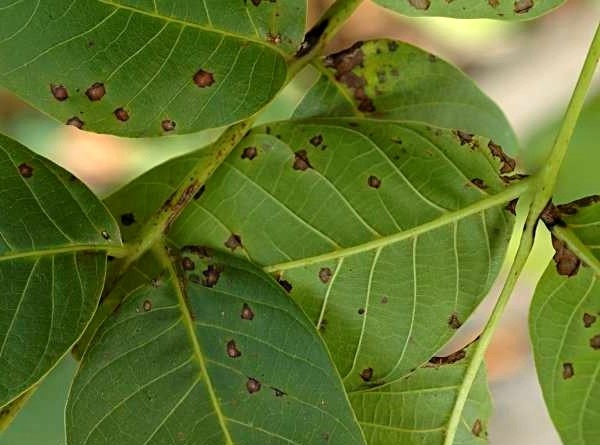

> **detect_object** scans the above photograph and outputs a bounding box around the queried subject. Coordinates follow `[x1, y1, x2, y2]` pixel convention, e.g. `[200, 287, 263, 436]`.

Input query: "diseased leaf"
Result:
[106, 118, 519, 392]
[530, 197, 600, 445]
[372, 0, 565, 21]
[350, 347, 491, 444]
[0, 133, 120, 410]
[294, 40, 517, 149]
[67, 248, 365, 445]
[0, 0, 305, 137]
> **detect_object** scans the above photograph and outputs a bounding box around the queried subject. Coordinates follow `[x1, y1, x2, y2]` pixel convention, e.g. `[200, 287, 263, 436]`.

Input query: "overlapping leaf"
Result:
[106, 118, 518, 392]
[350, 347, 491, 444]
[372, 0, 565, 20]
[295, 40, 517, 149]
[0, 133, 120, 410]
[67, 248, 365, 445]
[530, 197, 600, 445]
[0, 0, 305, 137]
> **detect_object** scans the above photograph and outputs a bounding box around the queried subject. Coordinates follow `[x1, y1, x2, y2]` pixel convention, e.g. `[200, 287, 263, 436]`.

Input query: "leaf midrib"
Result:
[0, 244, 119, 262]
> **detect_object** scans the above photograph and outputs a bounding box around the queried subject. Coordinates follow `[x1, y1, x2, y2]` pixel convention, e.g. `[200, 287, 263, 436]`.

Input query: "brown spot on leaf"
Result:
[241, 303, 254, 320]
[193, 69, 215, 88]
[557, 196, 600, 215]
[114, 108, 130, 122]
[241, 146, 258, 160]
[162, 119, 176, 132]
[227, 340, 242, 358]
[590, 335, 600, 350]
[225, 234, 242, 251]
[202, 264, 222, 287]
[273, 388, 286, 397]
[18, 163, 33, 178]
[66, 117, 84, 129]
[120, 213, 135, 226]
[193, 185, 206, 200]
[380, 296, 389, 304]
[277, 278, 293, 293]
[368, 175, 381, 189]
[488, 0, 500, 6]
[360, 367, 373, 382]
[472, 419, 483, 437]
[448, 313, 462, 329]
[319, 267, 332, 284]
[409, 0, 430, 10]
[470, 178, 487, 190]
[143, 300, 152, 312]
[181, 257, 195, 271]
[551, 235, 580, 277]
[429, 349, 466, 366]
[488, 140, 516, 174]
[540, 201, 563, 228]
[583, 313, 597, 328]
[250, 0, 261, 5]
[85, 82, 105, 101]
[50, 84, 68, 101]
[293, 149, 312, 171]
[267, 33, 282, 45]
[514, 0, 534, 13]
[101, 231, 110, 240]
[562, 362, 574, 379]
[246, 378, 261, 394]
[505, 199, 518, 215]
[358, 308, 365, 315]
[310, 134, 323, 147]
[455, 130, 475, 146]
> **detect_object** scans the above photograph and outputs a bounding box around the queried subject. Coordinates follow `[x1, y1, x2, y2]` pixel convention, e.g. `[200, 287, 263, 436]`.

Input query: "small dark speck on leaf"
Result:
[409, 0, 430, 10]
[368, 175, 381, 189]
[193, 185, 206, 200]
[50, 84, 68, 101]
[225, 234, 243, 251]
[322, 432, 330, 442]
[319, 267, 332, 284]
[273, 388, 286, 397]
[584, 313, 597, 328]
[471, 178, 487, 189]
[358, 308, 365, 315]
[488, 0, 500, 6]
[562, 362, 574, 379]
[182, 256, 195, 271]
[66, 117, 84, 129]
[514, 0, 534, 13]
[85, 82, 105, 101]
[241, 146, 258, 160]
[247, 378, 261, 394]
[267, 33, 282, 44]
[101, 231, 110, 240]
[202, 264, 222, 287]
[310, 134, 323, 147]
[250, 0, 261, 5]
[143, 300, 152, 312]
[589, 334, 600, 350]
[241, 303, 255, 320]
[381, 296, 388, 304]
[293, 149, 312, 171]
[277, 278, 293, 293]
[162, 119, 176, 132]
[120, 213, 135, 226]
[114, 108, 130, 122]
[506, 199, 518, 215]
[472, 419, 483, 437]
[448, 313, 462, 329]
[360, 367, 373, 382]
[227, 340, 242, 358]
[193, 69, 215, 88]
[18, 163, 33, 178]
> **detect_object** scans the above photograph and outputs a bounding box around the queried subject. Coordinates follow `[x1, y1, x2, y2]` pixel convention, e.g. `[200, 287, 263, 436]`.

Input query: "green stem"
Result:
[444, 22, 600, 445]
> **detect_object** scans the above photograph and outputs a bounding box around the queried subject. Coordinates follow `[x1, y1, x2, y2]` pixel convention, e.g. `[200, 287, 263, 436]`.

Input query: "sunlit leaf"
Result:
[295, 40, 517, 149]
[67, 249, 365, 445]
[0, 133, 120, 410]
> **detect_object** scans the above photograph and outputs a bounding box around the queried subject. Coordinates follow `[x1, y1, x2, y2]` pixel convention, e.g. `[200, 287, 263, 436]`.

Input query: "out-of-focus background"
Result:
[1, 1, 599, 444]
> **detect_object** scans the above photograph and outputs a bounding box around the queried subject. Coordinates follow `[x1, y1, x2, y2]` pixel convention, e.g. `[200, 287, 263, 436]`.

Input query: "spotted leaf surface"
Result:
[373, 0, 565, 20]
[106, 118, 518, 392]
[67, 249, 365, 445]
[350, 347, 491, 444]
[0, 0, 305, 137]
[0, 133, 120, 410]
[530, 197, 600, 445]
[295, 40, 517, 149]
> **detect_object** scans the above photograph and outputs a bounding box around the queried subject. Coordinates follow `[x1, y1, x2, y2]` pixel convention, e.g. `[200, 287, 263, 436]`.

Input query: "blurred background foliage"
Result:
[1, 1, 599, 444]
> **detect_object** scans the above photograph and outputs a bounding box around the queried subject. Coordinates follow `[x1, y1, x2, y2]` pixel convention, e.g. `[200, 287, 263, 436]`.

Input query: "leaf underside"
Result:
[106, 118, 516, 395]
[373, 0, 566, 20]
[0, 0, 306, 137]
[0, 133, 120, 409]
[67, 249, 365, 445]
[294, 40, 517, 150]
[530, 197, 600, 445]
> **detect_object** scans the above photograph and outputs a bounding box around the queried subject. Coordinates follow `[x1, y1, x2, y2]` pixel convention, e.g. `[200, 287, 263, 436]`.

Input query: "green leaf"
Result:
[0, 0, 305, 137]
[106, 118, 521, 392]
[350, 347, 491, 444]
[372, 0, 565, 20]
[0, 133, 120, 410]
[530, 197, 600, 445]
[294, 40, 517, 149]
[67, 248, 365, 445]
